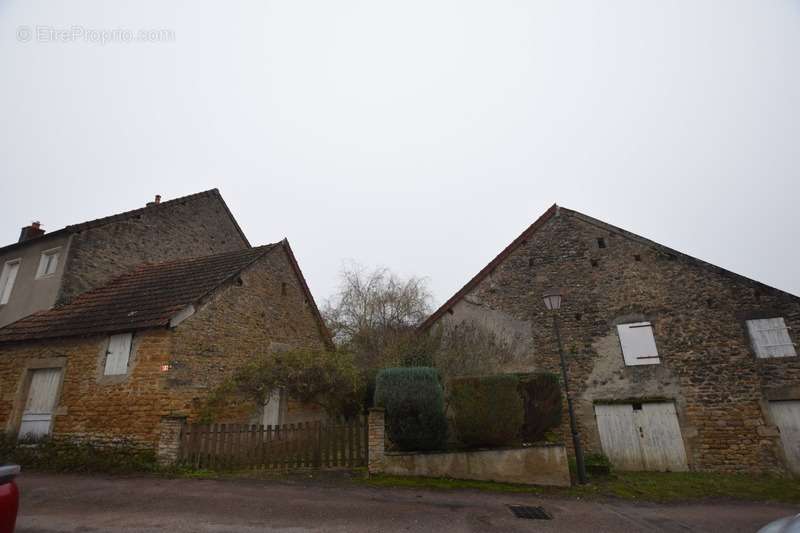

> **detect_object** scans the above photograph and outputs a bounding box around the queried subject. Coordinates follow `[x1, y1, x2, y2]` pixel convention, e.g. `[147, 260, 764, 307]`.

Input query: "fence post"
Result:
[157, 415, 187, 466]
[367, 408, 385, 476]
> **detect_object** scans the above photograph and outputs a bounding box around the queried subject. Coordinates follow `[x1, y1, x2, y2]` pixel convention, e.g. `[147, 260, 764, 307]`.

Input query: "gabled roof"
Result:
[0, 189, 250, 254]
[420, 205, 798, 330]
[0, 245, 278, 343]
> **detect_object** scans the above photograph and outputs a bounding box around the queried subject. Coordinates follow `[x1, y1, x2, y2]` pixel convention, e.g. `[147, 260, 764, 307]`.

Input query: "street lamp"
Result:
[543, 288, 588, 485]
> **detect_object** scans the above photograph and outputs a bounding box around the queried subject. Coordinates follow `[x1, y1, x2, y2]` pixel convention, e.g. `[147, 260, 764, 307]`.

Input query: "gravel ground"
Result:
[15, 473, 798, 532]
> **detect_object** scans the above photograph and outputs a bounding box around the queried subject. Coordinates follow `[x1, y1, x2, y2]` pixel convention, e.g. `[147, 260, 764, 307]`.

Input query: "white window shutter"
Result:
[103, 333, 133, 375]
[747, 318, 796, 358]
[617, 322, 661, 366]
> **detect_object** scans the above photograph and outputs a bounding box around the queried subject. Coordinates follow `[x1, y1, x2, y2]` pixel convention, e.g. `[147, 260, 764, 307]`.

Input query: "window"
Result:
[0, 259, 21, 305]
[747, 318, 796, 358]
[617, 322, 660, 366]
[103, 333, 133, 375]
[35, 248, 60, 278]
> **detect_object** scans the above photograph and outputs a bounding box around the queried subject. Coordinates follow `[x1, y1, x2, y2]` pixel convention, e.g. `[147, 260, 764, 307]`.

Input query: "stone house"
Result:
[421, 205, 800, 475]
[0, 189, 249, 328]
[0, 242, 331, 449]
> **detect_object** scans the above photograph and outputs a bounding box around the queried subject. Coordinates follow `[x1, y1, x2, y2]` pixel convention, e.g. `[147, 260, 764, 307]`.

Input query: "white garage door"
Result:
[595, 402, 688, 472]
[768, 401, 800, 475]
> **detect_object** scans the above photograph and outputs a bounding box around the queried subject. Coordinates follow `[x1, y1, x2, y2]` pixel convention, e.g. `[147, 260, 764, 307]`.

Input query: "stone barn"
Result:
[421, 205, 800, 475]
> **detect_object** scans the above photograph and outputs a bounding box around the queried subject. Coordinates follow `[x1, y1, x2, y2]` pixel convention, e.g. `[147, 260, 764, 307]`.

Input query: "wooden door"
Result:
[19, 368, 62, 439]
[769, 401, 800, 475]
[595, 404, 644, 470]
[595, 402, 688, 471]
[637, 402, 688, 471]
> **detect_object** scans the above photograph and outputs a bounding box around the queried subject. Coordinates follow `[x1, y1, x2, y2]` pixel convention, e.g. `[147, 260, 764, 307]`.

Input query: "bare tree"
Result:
[323, 262, 433, 370]
[429, 321, 518, 381]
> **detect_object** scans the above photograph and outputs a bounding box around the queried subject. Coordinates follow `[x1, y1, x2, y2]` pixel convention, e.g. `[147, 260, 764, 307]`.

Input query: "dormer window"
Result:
[35, 248, 60, 279]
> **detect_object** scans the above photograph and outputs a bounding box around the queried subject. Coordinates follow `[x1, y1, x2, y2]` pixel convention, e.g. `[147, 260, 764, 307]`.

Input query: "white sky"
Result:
[1, 1, 799, 307]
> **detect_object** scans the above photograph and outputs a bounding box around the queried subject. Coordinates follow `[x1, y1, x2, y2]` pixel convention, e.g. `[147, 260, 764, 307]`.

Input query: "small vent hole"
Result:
[281, 282, 287, 296]
[590, 259, 599, 268]
[634, 254, 642, 262]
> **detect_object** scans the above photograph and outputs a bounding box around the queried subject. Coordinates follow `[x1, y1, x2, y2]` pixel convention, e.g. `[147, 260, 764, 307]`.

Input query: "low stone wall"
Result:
[380, 445, 570, 487]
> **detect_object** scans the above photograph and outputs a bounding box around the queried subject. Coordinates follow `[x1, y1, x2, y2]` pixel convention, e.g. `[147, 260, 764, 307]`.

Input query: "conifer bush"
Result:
[374, 367, 448, 451]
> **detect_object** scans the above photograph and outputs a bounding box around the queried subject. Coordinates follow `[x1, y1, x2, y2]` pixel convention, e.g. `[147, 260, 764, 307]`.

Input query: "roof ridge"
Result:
[421, 204, 798, 330]
[0, 244, 283, 343]
[0, 188, 251, 254]
[420, 204, 559, 330]
[558, 206, 799, 299]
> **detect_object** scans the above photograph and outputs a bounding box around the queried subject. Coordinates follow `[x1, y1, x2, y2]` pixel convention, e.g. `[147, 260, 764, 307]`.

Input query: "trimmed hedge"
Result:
[374, 367, 448, 451]
[519, 373, 563, 442]
[450, 374, 524, 448]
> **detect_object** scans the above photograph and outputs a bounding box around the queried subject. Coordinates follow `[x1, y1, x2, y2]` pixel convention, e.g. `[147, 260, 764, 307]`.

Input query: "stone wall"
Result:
[0, 331, 172, 446]
[161, 244, 329, 426]
[0, 245, 331, 448]
[431, 210, 800, 474]
[58, 191, 249, 304]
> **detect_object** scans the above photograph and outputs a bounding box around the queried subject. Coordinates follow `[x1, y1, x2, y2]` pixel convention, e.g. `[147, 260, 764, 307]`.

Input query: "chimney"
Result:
[146, 195, 162, 207]
[19, 221, 45, 243]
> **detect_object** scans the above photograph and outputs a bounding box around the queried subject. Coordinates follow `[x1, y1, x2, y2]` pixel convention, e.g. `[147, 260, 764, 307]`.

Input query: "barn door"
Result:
[768, 401, 800, 474]
[19, 368, 62, 439]
[595, 404, 644, 470]
[637, 403, 688, 471]
[595, 402, 687, 471]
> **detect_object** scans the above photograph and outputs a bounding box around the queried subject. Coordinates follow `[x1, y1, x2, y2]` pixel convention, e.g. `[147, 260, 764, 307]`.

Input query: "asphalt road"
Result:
[15, 473, 798, 532]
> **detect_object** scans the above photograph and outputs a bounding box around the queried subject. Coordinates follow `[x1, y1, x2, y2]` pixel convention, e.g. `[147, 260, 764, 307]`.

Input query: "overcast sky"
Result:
[1, 1, 798, 308]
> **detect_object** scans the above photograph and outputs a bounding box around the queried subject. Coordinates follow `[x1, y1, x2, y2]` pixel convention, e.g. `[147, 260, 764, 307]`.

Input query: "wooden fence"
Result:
[178, 418, 368, 470]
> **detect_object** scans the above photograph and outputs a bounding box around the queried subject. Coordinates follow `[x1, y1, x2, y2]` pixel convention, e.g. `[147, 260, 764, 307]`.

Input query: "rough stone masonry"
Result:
[425, 207, 800, 474]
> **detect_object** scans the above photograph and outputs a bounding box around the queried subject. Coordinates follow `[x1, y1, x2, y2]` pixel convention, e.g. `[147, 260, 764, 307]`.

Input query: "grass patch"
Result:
[362, 474, 544, 494]
[573, 471, 800, 503]
[359, 471, 800, 503]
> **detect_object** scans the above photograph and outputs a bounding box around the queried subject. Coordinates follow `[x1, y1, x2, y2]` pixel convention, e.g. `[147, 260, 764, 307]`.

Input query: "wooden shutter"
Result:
[103, 333, 133, 375]
[617, 322, 660, 366]
[747, 318, 796, 358]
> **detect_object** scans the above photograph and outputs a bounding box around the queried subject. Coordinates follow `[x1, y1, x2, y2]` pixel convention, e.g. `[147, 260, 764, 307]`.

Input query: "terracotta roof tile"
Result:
[0, 245, 278, 343]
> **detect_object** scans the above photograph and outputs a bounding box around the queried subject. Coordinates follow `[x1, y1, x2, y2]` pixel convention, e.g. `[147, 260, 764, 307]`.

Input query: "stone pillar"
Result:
[368, 408, 386, 475]
[157, 415, 186, 466]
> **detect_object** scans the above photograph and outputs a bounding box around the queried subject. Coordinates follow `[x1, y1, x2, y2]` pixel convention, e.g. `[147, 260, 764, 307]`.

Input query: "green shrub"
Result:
[450, 374, 524, 448]
[518, 373, 563, 442]
[585, 453, 613, 477]
[0, 433, 157, 474]
[374, 367, 448, 451]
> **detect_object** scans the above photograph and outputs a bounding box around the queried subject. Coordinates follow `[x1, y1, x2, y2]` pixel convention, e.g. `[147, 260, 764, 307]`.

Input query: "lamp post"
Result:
[543, 288, 588, 485]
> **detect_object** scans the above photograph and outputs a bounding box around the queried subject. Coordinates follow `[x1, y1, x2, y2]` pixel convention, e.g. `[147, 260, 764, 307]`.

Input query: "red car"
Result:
[0, 465, 20, 533]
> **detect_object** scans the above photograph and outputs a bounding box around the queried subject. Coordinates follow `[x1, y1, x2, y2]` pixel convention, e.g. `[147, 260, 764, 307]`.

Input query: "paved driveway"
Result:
[16, 473, 797, 532]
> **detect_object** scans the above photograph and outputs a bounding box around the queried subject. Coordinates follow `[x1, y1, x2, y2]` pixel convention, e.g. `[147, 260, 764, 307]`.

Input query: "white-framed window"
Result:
[35, 248, 60, 279]
[103, 333, 133, 375]
[0, 259, 21, 305]
[746, 317, 796, 358]
[617, 321, 661, 366]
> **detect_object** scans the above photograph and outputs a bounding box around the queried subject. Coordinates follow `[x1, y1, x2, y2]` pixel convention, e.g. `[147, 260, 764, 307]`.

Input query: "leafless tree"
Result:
[323, 262, 434, 371]
[429, 321, 518, 381]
